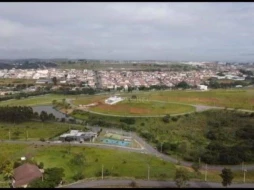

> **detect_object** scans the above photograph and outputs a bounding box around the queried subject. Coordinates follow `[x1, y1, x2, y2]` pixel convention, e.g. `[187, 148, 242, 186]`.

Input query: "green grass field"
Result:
[0, 121, 86, 140]
[137, 89, 254, 110]
[0, 94, 75, 106]
[72, 89, 254, 113]
[90, 100, 195, 116]
[1, 143, 254, 185]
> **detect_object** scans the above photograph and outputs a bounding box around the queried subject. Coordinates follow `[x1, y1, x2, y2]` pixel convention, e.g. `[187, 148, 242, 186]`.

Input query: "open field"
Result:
[72, 89, 254, 112]
[0, 78, 36, 85]
[0, 121, 86, 140]
[1, 143, 254, 185]
[0, 94, 75, 106]
[90, 100, 195, 116]
[73, 96, 195, 116]
[134, 89, 254, 110]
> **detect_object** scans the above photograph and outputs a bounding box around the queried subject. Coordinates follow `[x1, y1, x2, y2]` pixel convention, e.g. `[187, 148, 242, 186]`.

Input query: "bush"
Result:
[38, 162, 44, 169]
[162, 114, 170, 123]
[129, 180, 137, 187]
[72, 171, 84, 181]
[39, 138, 45, 142]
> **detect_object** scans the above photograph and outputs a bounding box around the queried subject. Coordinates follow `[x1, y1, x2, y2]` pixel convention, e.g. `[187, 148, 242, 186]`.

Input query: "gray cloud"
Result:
[0, 2, 254, 61]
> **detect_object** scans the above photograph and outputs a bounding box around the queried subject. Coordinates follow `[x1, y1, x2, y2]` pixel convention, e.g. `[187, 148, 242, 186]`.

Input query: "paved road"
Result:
[60, 179, 254, 188]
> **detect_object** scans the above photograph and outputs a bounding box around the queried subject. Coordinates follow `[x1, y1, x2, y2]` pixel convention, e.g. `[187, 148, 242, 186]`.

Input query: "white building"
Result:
[197, 85, 208, 91]
[105, 96, 124, 105]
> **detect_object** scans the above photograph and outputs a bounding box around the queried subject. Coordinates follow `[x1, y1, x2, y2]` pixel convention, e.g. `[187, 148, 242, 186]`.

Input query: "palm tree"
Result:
[3, 162, 13, 180]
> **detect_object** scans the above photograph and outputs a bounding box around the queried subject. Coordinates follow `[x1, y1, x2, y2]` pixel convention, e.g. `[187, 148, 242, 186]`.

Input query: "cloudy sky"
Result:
[0, 2, 254, 61]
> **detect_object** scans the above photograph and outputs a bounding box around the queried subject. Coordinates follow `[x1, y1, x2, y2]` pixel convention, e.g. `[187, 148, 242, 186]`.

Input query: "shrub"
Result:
[38, 162, 44, 169]
[129, 180, 137, 187]
[72, 171, 84, 181]
[172, 117, 178, 122]
[40, 138, 45, 142]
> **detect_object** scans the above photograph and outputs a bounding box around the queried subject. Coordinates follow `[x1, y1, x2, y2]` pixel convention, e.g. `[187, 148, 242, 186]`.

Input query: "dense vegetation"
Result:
[72, 109, 254, 165]
[0, 106, 34, 123]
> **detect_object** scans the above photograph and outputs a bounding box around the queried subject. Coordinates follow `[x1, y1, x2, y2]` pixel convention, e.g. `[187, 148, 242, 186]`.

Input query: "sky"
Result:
[0, 2, 254, 62]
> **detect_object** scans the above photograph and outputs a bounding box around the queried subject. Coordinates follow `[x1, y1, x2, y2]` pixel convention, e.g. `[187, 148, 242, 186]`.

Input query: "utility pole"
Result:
[205, 164, 207, 182]
[244, 169, 247, 183]
[102, 164, 104, 180]
[147, 165, 150, 180]
[242, 162, 244, 172]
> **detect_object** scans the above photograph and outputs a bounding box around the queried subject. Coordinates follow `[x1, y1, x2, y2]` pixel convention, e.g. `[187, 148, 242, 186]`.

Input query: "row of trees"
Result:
[0, 106, 34, 123]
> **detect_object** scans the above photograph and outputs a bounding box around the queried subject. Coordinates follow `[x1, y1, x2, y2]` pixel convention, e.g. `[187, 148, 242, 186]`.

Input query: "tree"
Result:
[38, 162, 44, 169]
[52, 77, 57, 85]
[162, 114, 170, 123]
[176, 81, 190, 89]
[220, 168, 234, 187]
[52, 100, 57, 105]
[174, 167, 190, 188]
[2, 161, 13, 180]
[40, 111, 48, 122]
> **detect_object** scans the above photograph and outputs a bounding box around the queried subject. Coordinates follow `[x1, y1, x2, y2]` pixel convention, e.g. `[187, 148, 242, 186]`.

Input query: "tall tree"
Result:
[40, 111, 48, 122]
[220, 168, 234, 187]
[52, 77, 57, 85]
[174, 167, 190, 188]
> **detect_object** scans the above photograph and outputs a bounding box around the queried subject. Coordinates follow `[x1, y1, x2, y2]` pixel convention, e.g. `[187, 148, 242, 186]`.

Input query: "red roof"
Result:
[13, 163, 42, 187]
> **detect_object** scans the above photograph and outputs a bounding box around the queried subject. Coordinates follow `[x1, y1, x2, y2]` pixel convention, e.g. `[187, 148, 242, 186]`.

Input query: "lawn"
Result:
[1, 143, 254, 185]
[0, 94, 75, 106]
[72, 89, 254, 111]
[138, 89, 254, 110]
[90, 100, 195, 116]
[0, 121, 87, 140]
[73, 96, 195, 116]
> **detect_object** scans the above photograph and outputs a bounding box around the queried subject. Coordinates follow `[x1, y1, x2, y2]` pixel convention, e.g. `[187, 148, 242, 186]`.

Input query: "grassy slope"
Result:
[1, 143, 254, 184]
[0, 121, 86, 140]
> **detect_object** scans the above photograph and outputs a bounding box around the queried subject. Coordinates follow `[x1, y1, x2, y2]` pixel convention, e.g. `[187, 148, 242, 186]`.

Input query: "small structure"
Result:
[59, 130, 97, 142]
[197, 85, 208, 91]
[12, 163, 42, 188]
[105, 96, 124, 105]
